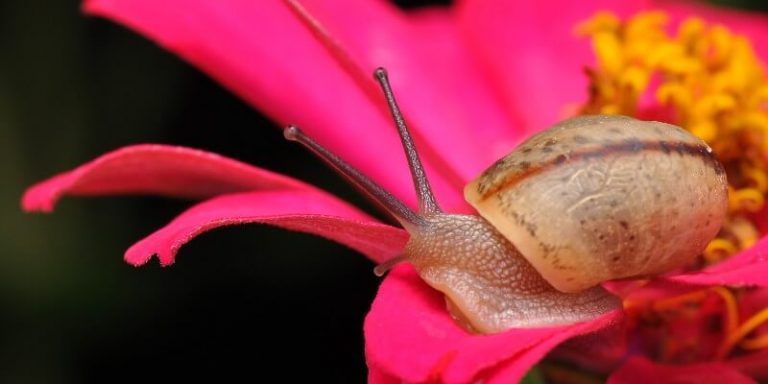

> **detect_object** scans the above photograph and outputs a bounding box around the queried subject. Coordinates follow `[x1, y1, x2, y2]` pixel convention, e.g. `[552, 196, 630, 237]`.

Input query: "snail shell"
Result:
[465, 115, 729, 293]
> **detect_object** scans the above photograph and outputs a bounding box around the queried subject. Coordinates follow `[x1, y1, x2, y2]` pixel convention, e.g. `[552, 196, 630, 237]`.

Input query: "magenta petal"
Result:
[294, 0, 519, 183]
[125, 190, 408, 266]
[472, 313, 624, 383]
[364, 265, 623, 384]
[367, 366, 399, 384]
[608, 356, 755, 384]
[22, 144, 310, 212]
[728, 349, 768, 380]
[663, 235, 768, 287]
[82, 0, 468, 211]
[456, 0, 648, 134]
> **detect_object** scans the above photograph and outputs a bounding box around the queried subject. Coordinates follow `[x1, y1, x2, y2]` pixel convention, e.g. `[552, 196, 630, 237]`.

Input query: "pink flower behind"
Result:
[22, 0, 768, 382]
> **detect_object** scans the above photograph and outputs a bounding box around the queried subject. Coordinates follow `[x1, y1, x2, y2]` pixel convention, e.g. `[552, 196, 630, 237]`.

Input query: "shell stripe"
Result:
[476, 140, 724, 201]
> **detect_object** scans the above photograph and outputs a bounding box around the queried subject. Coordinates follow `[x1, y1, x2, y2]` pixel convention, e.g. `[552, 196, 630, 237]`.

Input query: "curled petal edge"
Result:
[124, 190, 408, 266]
[22, 144, 310, 212]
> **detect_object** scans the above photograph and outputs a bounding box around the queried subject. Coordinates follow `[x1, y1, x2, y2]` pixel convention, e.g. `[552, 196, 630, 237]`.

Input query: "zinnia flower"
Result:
[22, 0, 768, 382]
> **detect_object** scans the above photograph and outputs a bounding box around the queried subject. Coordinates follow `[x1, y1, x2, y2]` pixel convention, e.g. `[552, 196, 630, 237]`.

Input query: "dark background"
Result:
[1, 0, 765, 383]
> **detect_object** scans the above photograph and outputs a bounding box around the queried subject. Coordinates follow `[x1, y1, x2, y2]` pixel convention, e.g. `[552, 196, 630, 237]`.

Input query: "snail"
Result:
[284, 68, 728, 334]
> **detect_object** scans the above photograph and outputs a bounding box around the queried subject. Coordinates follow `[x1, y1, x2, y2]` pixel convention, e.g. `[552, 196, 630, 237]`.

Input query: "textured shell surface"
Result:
[465, 115, 728, 292]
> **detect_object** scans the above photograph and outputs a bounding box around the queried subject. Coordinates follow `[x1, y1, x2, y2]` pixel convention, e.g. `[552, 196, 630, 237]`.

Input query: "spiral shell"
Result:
[465, 115, 728, 293]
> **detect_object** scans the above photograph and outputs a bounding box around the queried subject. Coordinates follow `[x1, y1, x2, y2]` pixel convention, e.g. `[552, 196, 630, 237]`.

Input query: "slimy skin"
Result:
[406, 213, 620, 333]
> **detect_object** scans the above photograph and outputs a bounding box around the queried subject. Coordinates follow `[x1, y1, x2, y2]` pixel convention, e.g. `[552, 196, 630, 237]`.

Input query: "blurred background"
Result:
[1, 0, 766, 383]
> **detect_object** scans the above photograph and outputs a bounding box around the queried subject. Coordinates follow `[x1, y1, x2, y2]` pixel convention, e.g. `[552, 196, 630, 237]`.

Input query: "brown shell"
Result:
[464, 115, 728, 293]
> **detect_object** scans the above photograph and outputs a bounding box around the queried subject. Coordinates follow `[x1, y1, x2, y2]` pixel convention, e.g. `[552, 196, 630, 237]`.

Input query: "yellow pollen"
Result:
[578, 11, 768, 261]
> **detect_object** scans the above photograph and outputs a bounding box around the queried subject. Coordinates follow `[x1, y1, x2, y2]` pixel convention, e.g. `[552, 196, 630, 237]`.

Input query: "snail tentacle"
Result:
[374, 67, 441, 215]
[283, 125, 424, 230]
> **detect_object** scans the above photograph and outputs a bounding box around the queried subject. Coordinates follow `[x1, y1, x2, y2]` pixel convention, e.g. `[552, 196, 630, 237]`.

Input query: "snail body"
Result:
[286, 68, 728, 334]
[406, 213, 619, 333]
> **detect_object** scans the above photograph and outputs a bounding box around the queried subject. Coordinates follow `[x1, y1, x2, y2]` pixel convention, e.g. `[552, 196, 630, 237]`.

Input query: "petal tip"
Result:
[124, 248, 156, 267]
[21, 181, 59, 213]
[125, 241, 178, 267]
[158, 255, 176, 267]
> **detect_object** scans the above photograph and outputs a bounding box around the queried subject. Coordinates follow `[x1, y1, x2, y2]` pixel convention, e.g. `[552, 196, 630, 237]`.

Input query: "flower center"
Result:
[624, 286, 768, 362]
[578, 11, 768, 263]
[574, 10, 768, 365]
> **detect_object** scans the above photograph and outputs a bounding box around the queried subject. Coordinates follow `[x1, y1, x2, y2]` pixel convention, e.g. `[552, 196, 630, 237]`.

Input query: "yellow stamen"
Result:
[627, 286, 768, 361]
[711, 287, 739, 334]
[717, 307, 768, 358]
[652, 289, 709, 312]
[593, 32, 624, 75]
[730, 216, 760, 250]
[703, 238, 738, 264]
[732, 188, 764, 213]
[575, 11, 621, 36]
[740, 333, 768, 350]
[578, 11, 768, 260]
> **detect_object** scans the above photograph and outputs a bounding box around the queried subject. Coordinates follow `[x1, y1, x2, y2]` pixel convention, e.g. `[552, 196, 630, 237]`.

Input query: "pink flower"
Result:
[22, 0, 768, 382]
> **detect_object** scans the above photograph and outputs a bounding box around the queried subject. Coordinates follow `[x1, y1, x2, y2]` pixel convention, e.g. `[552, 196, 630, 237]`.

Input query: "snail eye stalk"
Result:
[283, 124, 423, 229]
[373, 67, 441, 215]
[284, 67, 443, 229]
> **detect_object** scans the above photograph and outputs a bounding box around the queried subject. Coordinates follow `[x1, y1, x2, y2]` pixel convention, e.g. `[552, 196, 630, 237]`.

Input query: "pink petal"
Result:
[615, 236, 768, 299]
[654, 0, 768, 62]
[364, 265, 623, 384]
[619, 279, 703, 302]
[22, 144, 309, 212]
[82, 0, 468, 211]
[125, 190, 408, 266]
[546, 318, 629, 374]
[294, 1, 519, 182]
[728, 349, 768, 380]
[608, 356, 755, 384]
[482, 317, 624, 383]
[367, 366, 399, 384]
[663, 235, 768, 287]
[455, 0, 648, 135]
